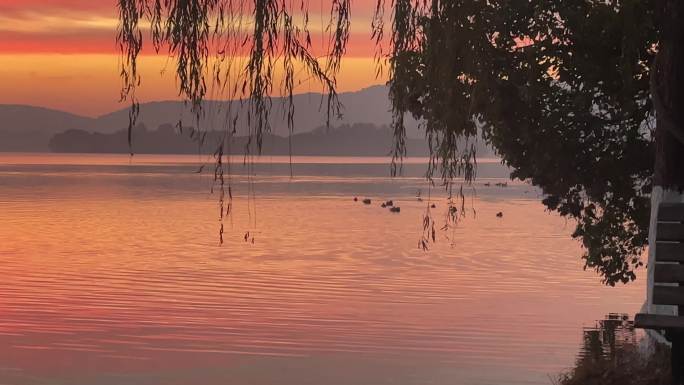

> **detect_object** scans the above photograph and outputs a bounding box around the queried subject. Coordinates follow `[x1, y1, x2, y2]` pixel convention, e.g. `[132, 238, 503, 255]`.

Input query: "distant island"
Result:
[48, 123, 494, 157]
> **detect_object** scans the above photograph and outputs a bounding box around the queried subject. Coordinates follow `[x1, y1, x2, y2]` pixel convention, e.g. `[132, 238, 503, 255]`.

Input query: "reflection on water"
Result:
[0, 154, 646, 385]
[577, 314, 636, 363]
[557, 314, 669, 385]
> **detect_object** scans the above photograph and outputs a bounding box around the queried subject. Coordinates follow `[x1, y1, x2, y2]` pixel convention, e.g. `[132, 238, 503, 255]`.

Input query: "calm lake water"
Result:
[0, 153, 646, 385]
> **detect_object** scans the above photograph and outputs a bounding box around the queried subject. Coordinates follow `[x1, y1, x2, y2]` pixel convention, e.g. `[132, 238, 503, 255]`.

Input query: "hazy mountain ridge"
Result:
[0, 85, 426, 152]
[0, 105, 96, 151]
[48, 122, 495, 157]
[0, 104, 94, 133]
[49, 123, 485, 157]
[94, 85, 421, 136]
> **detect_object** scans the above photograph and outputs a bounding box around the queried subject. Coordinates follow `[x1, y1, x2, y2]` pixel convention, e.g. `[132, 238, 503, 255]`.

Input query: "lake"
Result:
[0, 153, 646, 385]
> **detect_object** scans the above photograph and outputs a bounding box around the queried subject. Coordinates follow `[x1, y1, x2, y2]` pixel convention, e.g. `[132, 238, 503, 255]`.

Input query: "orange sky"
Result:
[0, 1, 385, 117]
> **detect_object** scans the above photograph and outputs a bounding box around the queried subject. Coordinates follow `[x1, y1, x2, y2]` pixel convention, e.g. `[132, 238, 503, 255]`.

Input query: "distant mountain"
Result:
[48, 122, 494, 157]
[0, 105, 94, 151]
[48, 123, 451, 157]
[95, 85, 421, 137]
[1, 86, 422, 152]
[0, 104, 94, 133]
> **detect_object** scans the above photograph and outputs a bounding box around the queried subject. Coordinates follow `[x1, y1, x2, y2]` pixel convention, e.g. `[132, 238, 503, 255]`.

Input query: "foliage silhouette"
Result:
[117, 0, 684, 285]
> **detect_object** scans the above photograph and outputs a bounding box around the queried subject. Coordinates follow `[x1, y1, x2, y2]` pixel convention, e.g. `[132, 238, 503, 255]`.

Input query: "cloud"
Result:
[0, 3, 119, 53]
[0, 1, 382, 55]
[0, 13, 118, 34]
[0, 0, 112, 14]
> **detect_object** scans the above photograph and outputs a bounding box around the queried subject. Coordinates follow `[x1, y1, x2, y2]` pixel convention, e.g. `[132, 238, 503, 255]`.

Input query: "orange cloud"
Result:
[0, 1, 386, 115]
[0, 1, 383, 55]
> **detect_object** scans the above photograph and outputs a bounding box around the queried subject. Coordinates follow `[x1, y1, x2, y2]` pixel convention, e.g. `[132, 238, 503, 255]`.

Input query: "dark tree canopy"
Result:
[381, 1, 658, 285]
[117, 0, 680, 285]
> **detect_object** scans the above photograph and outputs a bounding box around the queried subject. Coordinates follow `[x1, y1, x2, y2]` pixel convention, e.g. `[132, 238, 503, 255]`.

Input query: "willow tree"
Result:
[117, 0, 684, 286]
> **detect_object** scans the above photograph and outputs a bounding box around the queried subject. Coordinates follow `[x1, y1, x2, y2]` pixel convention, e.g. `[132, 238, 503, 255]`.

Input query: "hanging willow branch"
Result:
[116, 0, 351, 241]
[117, 0, 349, 143]
[117, 0, 662, 286]
[117, 0, 144, 151]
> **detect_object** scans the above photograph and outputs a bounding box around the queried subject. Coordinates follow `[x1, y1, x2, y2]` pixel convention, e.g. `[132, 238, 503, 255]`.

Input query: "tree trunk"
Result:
[653, 0, 684, 190]
[647, 0, 684, 317]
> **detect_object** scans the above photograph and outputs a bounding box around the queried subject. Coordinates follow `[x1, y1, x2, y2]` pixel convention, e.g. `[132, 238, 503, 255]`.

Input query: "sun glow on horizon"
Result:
[0, 54, 384, 117]
[0, 1, 385, 116]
